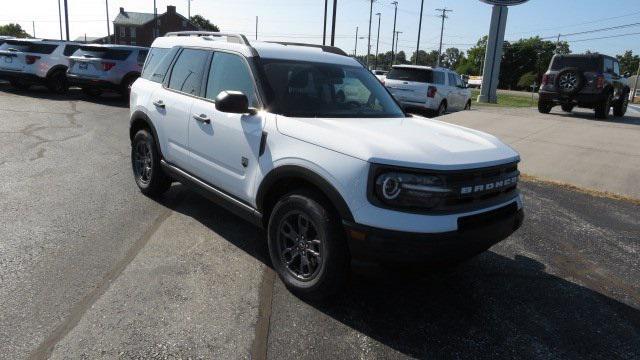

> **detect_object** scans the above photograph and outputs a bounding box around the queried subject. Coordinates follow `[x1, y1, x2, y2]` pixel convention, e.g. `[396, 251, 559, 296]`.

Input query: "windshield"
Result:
[551, 56, 600, 72]
[260, 59, 405, 118]
[72, 46, 132, 60]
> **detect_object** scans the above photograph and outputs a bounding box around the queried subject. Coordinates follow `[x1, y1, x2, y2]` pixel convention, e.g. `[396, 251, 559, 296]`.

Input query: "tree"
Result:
[189, 15, 220, 32]
[517, 72, 537, 89]
[410, 50, 438, 66]
[441, 47, 465, 69]
[616, 50, 639, 75]
[455, 36, 488, 76]
[0, 23, 31, 38]
[499, 36, 570, 89]
[395, 51, 407, 65]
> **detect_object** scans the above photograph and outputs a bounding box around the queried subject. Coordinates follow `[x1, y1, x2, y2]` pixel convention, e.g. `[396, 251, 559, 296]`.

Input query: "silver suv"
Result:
[0, 39, 82, 93]
[67, 44, 148, 98]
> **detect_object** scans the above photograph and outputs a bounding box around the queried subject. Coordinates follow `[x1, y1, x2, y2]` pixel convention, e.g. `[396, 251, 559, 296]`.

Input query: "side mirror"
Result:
[624, 71, 631, 78]
[215, 91, 257, 115]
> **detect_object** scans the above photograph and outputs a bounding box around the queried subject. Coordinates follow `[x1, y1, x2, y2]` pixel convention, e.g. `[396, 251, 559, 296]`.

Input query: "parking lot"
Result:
[0, 84, 639, 359]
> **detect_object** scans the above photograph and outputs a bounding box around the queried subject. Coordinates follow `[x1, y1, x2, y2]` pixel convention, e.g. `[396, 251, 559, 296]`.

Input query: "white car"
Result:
[385, 65, 471, 116]
[130, 32, 524, 298]
[0, 39, 82, 93]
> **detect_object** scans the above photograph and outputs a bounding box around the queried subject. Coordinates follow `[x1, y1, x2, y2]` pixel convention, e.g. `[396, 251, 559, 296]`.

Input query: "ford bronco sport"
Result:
[538, 53, 630, 119]
[129, 32, 524, 298]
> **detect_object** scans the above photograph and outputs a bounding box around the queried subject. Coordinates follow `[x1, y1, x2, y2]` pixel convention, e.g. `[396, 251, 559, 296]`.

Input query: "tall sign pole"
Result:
[58, 0, 63, 40]
[323, 0, 328, 45]
[390, 1, 398, 65]
[63, 0, 70, 40]
[477, 0, 529, 103]
[330, 0, 338, 46]
[106, 0, 111, 43]
[415, 0, 424, 64]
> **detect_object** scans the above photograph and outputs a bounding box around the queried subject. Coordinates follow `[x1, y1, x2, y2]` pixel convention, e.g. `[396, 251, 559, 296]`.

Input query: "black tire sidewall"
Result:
[47, 70, 68, 94]
[131, 129, 170, 195]
[267, 192, 348, 298]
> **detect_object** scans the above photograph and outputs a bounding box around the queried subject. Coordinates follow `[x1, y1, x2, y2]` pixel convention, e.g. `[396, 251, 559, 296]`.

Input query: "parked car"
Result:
[0, 39, 82, 93]
[372, 69, 388, 82]
[67, 44, 149, 98]
[538, 53, 630, 119]
[385, 65, 471, 116]
[129, 32, 524, 298]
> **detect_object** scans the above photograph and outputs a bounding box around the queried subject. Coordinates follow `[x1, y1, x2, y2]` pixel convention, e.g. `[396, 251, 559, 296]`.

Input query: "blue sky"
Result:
[3, 0, 640, 57]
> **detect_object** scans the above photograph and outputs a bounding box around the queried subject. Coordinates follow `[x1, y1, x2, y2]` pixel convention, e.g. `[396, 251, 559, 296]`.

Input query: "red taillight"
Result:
[101, 62, 116, 71]
[542, 74, 549, 85]
[596, 75, 604, 89]
[25, 55, 40, 65]
[427, 85, 437, 98]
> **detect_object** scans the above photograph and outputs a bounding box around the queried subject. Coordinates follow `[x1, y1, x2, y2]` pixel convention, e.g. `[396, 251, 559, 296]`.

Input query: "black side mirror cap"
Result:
[215, 91, 257, 115]
[624, 72, 631, 78]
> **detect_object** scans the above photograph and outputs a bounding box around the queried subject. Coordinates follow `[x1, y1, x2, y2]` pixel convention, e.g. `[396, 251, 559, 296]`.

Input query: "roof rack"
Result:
[165, 31, 250, 46]
[268, 42, 348, 56]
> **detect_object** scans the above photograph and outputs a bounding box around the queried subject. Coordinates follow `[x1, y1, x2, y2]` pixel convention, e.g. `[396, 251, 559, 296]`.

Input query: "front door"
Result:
[188, 51, 264, 203]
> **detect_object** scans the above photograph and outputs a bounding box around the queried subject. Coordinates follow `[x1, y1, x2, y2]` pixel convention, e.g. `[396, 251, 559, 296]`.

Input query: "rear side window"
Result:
[551, 56, 600, 72]
[433, 71, 445, 85]
[137, 50, 148, 66]
[167, 48, 209, 96]
[205, 52, 258, 106]
[5, 41, 58, 54]
[63, 45, 81, 56]
[387, 68, 432, 83]
[141, 47, 174, 83]
[447, 73, 457, 86]
[73, 46, 132, 60]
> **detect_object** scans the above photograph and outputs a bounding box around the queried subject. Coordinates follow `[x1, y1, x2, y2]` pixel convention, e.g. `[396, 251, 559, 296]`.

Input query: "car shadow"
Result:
[550, 108, 640, 125]
[155, 184, 640, 359]
[0, 83, 129, 108]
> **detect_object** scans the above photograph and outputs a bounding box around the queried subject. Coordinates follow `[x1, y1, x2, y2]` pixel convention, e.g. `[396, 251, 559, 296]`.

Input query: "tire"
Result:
[267, 190, 350, 300]
[81, 87, 102, 98]
[555, 68, 584, 96]
[464, 100, 471, 110]
[594, 94, 612, 119]
[538, 100, 553, 114]
[561, 104, 574, 112]
[613, 93, 628, 117]
[46, 69, 68, 94]
[436, 101, 447, 116]
[131, 129, 172, 196]
[10, 80, 30, 91]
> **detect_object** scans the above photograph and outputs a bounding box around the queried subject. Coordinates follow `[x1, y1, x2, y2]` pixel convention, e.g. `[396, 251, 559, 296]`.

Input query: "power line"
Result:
[563, 30, 640, 43]
[542, 21, 640, 39]
[507, 10, 640, 36]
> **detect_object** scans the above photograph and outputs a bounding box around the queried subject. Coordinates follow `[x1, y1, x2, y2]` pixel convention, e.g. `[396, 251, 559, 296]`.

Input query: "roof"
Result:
[392, 64, 450, 71]
[73, 36, 104, 42]
[79, 43, 149, 50]
[113, 11, 156, 26]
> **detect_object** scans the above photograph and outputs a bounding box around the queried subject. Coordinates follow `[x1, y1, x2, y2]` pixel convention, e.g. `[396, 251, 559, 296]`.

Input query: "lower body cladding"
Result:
[344, 198, 524, 263]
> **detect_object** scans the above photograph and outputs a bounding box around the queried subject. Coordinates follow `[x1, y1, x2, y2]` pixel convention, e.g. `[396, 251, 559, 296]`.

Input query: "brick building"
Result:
[113, 5, 198, 47]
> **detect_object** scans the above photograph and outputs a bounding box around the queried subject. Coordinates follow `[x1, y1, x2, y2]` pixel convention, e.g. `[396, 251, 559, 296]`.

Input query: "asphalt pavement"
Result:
[0, 85, 638, 359]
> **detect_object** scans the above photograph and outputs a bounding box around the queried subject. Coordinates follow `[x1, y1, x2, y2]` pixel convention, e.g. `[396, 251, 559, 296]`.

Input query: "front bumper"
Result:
[344, 202, 524, 263]
[67, 74, 120, 90]
[0, 70, 44, 84]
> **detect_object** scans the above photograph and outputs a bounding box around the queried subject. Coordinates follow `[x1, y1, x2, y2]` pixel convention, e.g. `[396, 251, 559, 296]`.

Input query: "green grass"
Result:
[470, 89, 536, 108]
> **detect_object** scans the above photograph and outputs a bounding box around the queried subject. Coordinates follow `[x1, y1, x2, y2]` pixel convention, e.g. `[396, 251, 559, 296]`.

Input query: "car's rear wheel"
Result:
[46, 70, 68, 94]
[436, 101, 447, 116]
[538, 100, 553, 114]
[561, 104, 574, 112]
[613, 94, 628, 117]
[10, 80, 30, 91]
[595, 94, 612, 119]
[81, 87, 102, 98]
[464, 100, 471, 110]
[131, 129, 172, 196]
[267, 190, 349, 300]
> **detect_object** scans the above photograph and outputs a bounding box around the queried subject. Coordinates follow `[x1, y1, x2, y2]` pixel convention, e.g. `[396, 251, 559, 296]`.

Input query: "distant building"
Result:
[73, 35, 113, 44]
[113, 5, 198, 47]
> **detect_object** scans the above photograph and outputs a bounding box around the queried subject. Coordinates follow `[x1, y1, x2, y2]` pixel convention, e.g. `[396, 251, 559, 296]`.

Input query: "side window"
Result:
[63, 45, 81, 56]
[142, 47, 175, 83]
[433, 71, 445, 85]
[167, 48, 209, 96]
[137, 50, 148, 66]
[613, 61, 620, 76]
[205, 52, 258, 106]
[447, 73, 457, 87]
[455, 74, 464, 87]
[604, 58, 614, 74]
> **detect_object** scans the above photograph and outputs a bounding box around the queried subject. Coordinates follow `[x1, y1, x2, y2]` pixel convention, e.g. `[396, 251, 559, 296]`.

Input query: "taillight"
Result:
[101, 62, 116, 71]
[596, 75, 604, 89]
[427, 85, 437, 98]
[542, 74, 549, 85]
[25, 55, 40, 65]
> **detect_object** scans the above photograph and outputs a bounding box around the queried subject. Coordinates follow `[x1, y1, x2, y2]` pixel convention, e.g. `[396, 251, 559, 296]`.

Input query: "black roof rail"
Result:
[165, 31, 250, 46]
[267, 42, 348, 56]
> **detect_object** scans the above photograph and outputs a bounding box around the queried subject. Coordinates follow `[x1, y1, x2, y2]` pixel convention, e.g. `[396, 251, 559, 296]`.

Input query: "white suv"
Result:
[0, 39, 82, 93]
[130, 32, 524, 298]
[385, 65, 471, 116]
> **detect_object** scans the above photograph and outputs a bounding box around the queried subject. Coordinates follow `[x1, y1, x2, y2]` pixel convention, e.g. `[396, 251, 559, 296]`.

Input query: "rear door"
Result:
[385, 67, 431, 104]
[447, 72, 461, 110]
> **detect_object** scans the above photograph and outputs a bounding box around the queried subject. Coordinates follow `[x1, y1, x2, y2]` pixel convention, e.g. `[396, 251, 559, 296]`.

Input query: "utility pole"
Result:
[63, 0, 70, 40]
[32, 21, 36, 38]
[354, 26, 359, 57]
[436, 8, 452, 67]
[366, 0, 375, 69]
[323, 0, 328, 45]
[188, 0, 191, 19]
[555, 33, 561, 53]
[415, 0, 424, 64]
[390, 1, 398, 65]
[632, 62, 640, 104]
[331, 0, 338, 46]
[375, 12, 381, 69]
[58, 0, 63, 40]
[394, 30, 402, 63]
[105, 0, 111, 43]
[154, 0, 158, 39]
[255, 16, 258, 40]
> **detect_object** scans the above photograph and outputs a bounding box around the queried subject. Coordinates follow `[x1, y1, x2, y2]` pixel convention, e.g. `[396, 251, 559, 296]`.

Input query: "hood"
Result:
[276, 114, 519, 170]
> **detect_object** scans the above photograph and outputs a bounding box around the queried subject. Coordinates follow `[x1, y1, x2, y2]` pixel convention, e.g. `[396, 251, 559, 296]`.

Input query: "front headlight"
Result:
[374, 172, 450, 209]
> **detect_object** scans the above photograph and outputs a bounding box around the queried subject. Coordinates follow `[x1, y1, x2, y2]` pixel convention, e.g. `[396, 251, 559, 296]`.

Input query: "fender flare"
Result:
[46, 65, 68, 79]
[122, 72, 141, 85]
[256, 165, 354, 222]
[129, 110, 163, 158]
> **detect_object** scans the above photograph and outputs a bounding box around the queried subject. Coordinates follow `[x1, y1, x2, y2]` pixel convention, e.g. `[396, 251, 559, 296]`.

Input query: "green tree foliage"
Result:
[616, 50, 639, 75]
[441, 47, 465, 69]
[189, 15, 220, 32]
[499, 36, 569, 89]
[517, 72, 538, 89]
[409, 50, 439, 66]
[0, 23, 31, 38]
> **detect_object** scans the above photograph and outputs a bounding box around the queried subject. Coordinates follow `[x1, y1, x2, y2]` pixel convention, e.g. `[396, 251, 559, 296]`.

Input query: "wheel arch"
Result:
[46, 65, 68, 79]
[129, 111, 163, 158]
[256, 165, 355, 227]
[122, 71, 141, 85]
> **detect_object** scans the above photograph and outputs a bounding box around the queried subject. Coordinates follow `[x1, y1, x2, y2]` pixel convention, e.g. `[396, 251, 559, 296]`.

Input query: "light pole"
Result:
[366, 0, 375, 69]
[354, 26, 359, 57]
[323, 0, 328, 45]
[63, 0, 69, 40]
[436, 8, 452, 67]
[415, 0, 424, 64]
[394, 30, 402, 63]
[105, 0, 111, 43]
[58, 0, 63, 40]
[188, 0, 191, 19]
[374, 12, 381, 69]
[390, 1, 398, 65]
[331, 0, 338, 46]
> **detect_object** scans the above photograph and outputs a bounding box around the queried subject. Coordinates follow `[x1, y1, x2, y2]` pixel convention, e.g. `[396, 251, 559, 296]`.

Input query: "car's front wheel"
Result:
[464, 100, 471, 110]
[595, 94, 612, 119]
[613, 94, 628, 117]
[131, 129, 172, 196]
[267, 190, 350, 300]
[46, 70, 68, 94]
[538, 100, 553, 114]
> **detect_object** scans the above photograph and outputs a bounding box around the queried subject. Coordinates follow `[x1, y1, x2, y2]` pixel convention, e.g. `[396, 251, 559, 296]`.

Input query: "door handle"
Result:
[193, 114, 210, 124]
[152, 100, 165, 108]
